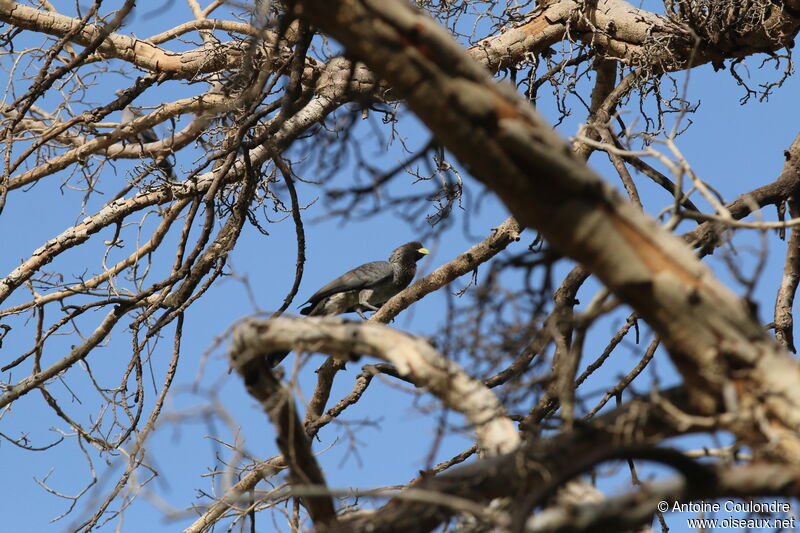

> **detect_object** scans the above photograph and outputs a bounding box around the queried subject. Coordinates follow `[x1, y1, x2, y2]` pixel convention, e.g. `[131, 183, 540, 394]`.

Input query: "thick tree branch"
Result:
[775, 197, 800, 352]
[473, 0, 800, 73]
[0, 1, 249, 77]
[319, 387, 699, 533]
[528, 463, 800, 533]
[230, 317, 520, 456]
[228, 338, 337, 527]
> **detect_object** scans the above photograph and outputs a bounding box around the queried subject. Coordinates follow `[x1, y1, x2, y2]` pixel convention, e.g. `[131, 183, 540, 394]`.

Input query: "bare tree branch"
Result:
[230, 316, 521, 456]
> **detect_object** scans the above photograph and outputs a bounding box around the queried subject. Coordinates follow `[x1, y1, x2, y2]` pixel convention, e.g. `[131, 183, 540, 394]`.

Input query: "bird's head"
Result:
[391, 241, 429, 263]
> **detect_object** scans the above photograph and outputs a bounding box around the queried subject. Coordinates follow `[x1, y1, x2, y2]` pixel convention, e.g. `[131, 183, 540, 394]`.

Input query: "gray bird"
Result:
[267, 241, 429, 367]
[120, 106, 177, 180]
[301, 241, 429, 317]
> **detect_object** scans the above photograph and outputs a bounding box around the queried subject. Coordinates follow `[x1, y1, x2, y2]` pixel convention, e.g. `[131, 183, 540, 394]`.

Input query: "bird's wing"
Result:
[303, 261, 394, 306]
[137, 127, 159, 145]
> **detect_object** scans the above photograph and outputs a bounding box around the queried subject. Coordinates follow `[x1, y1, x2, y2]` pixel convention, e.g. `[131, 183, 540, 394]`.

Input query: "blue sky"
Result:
[1, 2, 799, 531]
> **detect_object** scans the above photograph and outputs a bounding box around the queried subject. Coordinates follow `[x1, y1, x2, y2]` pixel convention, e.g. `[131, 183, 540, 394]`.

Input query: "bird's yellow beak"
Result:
[418, 247, 429, 255]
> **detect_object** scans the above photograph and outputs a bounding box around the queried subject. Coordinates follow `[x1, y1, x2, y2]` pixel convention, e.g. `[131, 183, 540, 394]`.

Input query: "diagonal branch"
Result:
[372, 216, 522, 323]
[228, 338, 338, 527]
[684, 133, 800, 252]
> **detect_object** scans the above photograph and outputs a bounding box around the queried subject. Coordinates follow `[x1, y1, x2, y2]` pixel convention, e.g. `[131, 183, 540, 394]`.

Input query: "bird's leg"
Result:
[357, 293, 380, 318]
